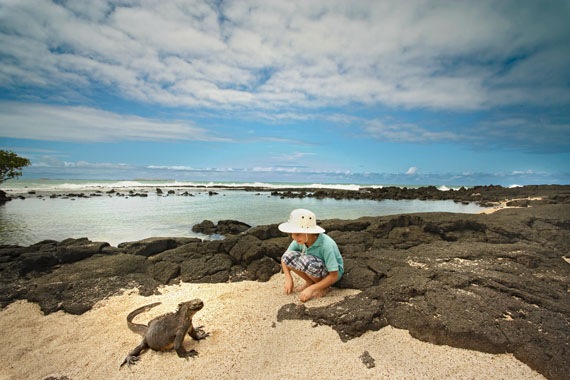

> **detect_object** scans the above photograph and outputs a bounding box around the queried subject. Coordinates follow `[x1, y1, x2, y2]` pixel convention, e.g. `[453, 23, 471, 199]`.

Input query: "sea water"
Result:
[0, 179, 485, 246]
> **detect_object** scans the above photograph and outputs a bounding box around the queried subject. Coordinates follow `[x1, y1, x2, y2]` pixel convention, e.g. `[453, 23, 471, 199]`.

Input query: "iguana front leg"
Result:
[171, 321, 196, 359]
[120, 339, 149, 367]
[189, 325, 210, 340]
[174, 326, 209, 359]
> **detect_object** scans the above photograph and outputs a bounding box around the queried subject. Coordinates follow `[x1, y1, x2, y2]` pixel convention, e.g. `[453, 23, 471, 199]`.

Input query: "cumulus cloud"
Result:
[1, 0, 568, 111]
[0, 0, 569, 156]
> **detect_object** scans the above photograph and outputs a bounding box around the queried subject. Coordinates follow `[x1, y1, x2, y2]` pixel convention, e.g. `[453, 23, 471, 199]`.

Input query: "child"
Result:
[278, 208, 344, 302]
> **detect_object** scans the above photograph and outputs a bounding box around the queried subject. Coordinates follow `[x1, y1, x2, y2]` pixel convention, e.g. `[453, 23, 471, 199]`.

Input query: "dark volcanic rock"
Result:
[0, 196, 569, 380]
[278, 288, 388, 341]
[22, 253, 156, 314]
[192, 219, 216, 234]
[56, 238, 111, 263]
[270, 184, 570, 208]
[359, 350, 376, 369]
[0, 190, 11, 204]
[118, 237, 198, 257]
[1, 238, 111, 276]
[192, 219, 251, 235]
[148, 260, 180, 284]
[217, 220, 252, 235]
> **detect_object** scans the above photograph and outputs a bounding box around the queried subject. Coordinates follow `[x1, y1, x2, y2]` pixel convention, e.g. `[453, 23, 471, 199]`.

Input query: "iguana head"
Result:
[178, 299, 204, 314]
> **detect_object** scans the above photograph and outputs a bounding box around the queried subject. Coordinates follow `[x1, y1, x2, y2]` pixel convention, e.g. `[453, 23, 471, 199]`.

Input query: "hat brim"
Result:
[278, 222, 325, 234]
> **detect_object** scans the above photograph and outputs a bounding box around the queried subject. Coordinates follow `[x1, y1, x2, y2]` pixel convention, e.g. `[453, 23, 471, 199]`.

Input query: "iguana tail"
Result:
[126, 302, 162, 335]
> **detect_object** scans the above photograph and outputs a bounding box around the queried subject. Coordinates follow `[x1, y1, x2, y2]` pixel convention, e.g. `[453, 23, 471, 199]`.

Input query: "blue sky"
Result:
[0, 0, 569, 186]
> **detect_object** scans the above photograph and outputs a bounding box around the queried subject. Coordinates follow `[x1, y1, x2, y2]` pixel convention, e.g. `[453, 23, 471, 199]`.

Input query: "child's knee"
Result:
[281, 252, 291, 265]
[281, 250, 299, 266]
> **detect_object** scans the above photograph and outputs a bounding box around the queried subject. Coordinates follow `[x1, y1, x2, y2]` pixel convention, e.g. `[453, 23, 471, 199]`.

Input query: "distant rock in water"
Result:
[0, 197, 569, 380]
[192, 219, 251, 235]
[0, 190, 10, 203]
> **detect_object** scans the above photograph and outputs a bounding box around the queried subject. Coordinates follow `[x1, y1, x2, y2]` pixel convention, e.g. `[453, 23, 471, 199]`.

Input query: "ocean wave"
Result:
[437, 185, 464, 191]
[5, 179, 471, 193]
[3, 179, 365, 193]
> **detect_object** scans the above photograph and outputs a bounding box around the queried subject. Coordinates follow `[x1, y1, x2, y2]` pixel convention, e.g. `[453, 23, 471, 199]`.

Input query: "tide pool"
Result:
[0, 189, 485, 246]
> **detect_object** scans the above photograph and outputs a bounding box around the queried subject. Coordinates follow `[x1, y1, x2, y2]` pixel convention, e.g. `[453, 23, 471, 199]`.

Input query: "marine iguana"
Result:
[120, 299, 209, 367]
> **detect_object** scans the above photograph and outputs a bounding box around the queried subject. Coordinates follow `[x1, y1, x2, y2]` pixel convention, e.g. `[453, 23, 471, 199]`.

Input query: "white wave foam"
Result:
[5, 180, 365, 193]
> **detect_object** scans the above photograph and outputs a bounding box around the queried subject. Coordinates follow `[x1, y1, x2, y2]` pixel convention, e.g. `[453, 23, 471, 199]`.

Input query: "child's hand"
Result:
[284, 276, 294, 294]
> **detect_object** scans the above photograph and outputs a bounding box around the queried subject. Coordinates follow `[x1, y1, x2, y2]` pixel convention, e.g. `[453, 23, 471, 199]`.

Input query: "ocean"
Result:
[0, 179, 486, 247]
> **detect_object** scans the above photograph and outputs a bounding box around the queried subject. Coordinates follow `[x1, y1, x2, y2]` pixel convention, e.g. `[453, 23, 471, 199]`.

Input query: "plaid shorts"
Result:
[281, 250, 329, 278]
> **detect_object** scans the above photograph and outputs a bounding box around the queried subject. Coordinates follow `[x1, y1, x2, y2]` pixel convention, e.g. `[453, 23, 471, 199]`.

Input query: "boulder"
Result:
[56, 238, 110, 263]
[192, 219, 251, 235]
[192, 220, 216, 234]
[118, 237, 199, 257]
[0, 190, 10, 204]
[148, 261, 180, 284]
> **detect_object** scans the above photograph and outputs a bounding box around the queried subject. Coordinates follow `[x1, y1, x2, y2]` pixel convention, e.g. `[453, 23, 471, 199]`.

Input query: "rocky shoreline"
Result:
[2, 183, 570, 208]
[269, 184, 570, 207]
[0, 185, 569, 380]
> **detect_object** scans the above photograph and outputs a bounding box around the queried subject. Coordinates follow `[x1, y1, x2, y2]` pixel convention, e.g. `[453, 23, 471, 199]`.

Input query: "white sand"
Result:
[478, 197, 544, 214]
[0, 274, 545, 380]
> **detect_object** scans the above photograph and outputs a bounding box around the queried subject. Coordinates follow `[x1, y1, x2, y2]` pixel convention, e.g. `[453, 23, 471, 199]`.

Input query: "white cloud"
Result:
[147, 165, 196, 171]
[0, 0, 569, 156]
[362, 119, 462, 143]
[512, 169, 536, 175]
[275, 152, 317, 161]
[1, 0, 568, 112]
[0, 102, 228, 142]
[28, 156, 134, 171]
[406, 167, 418, 175]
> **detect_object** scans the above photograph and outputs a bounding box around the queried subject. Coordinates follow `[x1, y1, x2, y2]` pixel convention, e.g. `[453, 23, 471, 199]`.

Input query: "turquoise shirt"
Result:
[288, 233, 344, 280]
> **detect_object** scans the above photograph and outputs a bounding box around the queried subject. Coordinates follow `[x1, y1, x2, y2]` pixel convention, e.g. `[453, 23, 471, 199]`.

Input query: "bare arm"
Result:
[282, 260, 294, 294]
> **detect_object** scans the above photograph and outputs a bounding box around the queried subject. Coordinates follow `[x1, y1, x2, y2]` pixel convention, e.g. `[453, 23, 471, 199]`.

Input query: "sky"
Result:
[0, 0, 569, 186]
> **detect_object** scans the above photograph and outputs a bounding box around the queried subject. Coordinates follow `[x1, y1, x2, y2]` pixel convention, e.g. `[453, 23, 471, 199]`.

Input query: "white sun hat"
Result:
[278, 208, 325, 234]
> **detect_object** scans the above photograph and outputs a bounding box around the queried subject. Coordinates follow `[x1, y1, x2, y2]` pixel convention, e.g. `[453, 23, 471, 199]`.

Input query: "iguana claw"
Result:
[120, 354, 140, 367]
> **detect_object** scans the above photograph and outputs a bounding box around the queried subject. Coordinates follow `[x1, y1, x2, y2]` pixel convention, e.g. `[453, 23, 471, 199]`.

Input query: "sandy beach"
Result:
[0, 273, 545, 380]
[477, 197, 545, 214]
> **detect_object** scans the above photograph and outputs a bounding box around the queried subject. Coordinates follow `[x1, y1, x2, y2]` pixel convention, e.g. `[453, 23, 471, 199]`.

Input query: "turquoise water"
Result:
[0, 180, 485, 247]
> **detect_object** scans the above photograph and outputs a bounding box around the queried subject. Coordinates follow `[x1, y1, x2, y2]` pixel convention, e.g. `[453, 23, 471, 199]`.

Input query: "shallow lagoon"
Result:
[0, 189, 485, 246]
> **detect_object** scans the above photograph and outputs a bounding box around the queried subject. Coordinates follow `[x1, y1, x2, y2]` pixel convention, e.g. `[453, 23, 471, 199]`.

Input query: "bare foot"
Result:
[299, 287, 330, 302]
[294, 282, 312, 292]
[312, 288, 329, 299]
